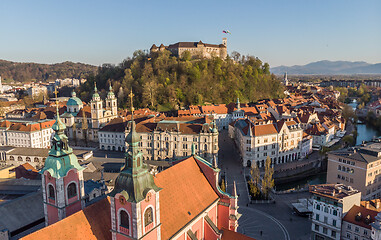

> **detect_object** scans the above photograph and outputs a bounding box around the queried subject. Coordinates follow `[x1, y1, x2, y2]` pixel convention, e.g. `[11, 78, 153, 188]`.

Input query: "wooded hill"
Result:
[0, 60, 98, 82]
[78, 50, 284, 110]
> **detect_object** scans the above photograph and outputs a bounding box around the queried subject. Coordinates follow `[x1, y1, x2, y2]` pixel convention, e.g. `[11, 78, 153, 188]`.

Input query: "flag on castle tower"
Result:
[222, 30, 231, 34]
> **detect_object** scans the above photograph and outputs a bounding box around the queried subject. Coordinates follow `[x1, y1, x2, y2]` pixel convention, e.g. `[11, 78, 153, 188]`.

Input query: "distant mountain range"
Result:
[271, 60, 381, 75]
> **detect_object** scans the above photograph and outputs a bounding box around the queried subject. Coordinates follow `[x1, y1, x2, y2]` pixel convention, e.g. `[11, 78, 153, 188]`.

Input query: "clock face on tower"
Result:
[145, 192, 151, 202]
[119, 196, 126, 205]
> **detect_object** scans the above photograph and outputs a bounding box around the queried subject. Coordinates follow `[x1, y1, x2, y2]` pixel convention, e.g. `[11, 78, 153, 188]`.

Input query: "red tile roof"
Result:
[343, 205, 378, 230]
[155, 156, 219, 239]
[21, 198, 111, 240]
[201, 104, 228, 114]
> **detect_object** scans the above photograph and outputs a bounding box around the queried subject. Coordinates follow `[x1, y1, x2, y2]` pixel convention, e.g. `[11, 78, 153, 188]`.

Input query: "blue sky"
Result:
[0, 0, 380, 67]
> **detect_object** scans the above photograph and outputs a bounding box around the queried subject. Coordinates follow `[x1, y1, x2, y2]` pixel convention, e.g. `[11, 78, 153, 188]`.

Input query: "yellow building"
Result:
[0, 166, 15, 179]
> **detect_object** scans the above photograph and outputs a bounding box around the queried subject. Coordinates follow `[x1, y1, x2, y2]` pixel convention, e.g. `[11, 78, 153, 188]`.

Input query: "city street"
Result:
[218, 130, 312, 240]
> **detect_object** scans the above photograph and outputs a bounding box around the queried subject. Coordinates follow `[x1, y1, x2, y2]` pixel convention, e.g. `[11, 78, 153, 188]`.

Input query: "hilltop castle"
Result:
[150, 38, 227, 59]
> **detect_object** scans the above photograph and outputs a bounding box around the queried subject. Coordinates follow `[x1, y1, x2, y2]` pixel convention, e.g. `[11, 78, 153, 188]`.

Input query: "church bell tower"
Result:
[40, 89, 85, 226]
[108, 90, 162, 240]
[90, 83, 103, 128]
[106, 84, 118, 117]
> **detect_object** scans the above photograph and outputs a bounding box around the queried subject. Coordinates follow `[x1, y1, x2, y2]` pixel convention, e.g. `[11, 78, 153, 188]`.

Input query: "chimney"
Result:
[377, 199, 381, 209]
[365, 201, 370, 209]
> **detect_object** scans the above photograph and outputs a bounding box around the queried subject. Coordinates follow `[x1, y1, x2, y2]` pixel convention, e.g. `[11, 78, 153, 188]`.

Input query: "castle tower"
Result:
[106, 84, 118, 117]
[90, 84, 103, 128]
[108, 90, 162, 240]
[222, 37, 227, 47]
[40, 89, 85, 226]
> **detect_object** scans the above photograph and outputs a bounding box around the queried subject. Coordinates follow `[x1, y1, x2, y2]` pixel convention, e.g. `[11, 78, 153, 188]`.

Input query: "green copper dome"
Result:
[41, 113, 83, 179]
[108, 113, 161, 202]
[125, 120, 139, 144]
[52, 116, 66, 132]
[107, 85, 115, 98]
[67, 91, 83, 106]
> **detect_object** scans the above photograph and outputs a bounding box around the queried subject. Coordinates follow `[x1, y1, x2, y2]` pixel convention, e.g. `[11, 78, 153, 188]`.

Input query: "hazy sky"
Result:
[0, 0, 380, 67]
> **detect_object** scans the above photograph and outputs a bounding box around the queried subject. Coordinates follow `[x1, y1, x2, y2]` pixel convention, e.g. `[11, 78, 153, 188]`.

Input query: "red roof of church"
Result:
[21, 197, 111, 240]
[155, 156, 219, 239]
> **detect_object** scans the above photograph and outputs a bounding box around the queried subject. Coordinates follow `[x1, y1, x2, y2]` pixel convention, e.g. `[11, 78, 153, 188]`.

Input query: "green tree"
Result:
[342, 135, 354, 146]
[181, 51, 192, 61]
[261, 157, 274, 199]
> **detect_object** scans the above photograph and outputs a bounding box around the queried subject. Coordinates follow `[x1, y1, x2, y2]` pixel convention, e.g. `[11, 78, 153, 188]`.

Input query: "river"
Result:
[275, 100, 379, 191]
[349, 100, 380, 145]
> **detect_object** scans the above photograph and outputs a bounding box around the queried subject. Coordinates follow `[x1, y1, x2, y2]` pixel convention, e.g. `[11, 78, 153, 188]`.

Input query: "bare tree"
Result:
[81, 111, 88, 147]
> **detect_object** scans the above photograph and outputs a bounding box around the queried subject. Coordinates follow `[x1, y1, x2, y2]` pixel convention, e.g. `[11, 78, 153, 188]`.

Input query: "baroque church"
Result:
[21, 101, 253, 240]
[60, 84, 118, 142]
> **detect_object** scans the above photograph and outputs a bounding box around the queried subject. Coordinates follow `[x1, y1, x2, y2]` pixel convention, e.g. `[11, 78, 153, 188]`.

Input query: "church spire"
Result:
[52, 87, 66, 133]
[237, 97, 241, 110]
[233, 181, 238, 197]
[108, 89, 161, 203]
[41, 87, 83, 179]
[107, 83, 115, 98]
[92, 83, 100, 101]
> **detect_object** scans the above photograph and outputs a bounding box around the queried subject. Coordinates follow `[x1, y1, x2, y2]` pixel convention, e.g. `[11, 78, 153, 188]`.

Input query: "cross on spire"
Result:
[129, 89, 135, 113]
[54, 87, 59, 115]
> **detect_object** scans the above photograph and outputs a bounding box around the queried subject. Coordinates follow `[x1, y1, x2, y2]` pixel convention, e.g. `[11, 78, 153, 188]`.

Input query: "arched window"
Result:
[204, 144, 208, 151]
[67, 182, 77, 199]
[9, 156, 14, 161]
[120, 210, 129, 228]
[144, 207, 153, 227]
[34, 157, 39, 162]
[26, 157, 31, 162]
[48, 185, 55, 200]
[18, 156, 23, 161]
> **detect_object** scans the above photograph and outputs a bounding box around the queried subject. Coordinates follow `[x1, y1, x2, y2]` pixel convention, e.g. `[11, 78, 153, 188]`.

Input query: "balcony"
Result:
[145, 222, 154, 233]
[119, 226, 129, 235]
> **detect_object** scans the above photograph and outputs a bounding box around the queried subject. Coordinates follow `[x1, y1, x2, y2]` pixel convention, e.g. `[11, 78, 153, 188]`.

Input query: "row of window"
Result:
[367, 169, 380, 177]
[346, 223, 369, 235]
[338, 165, 354, 174]
[48, 182, 77, 201]
[313, 224, 336, 238]
[315, 214, 337, 226]
[118, 207, 153, 231]
[315, 204, 339, 216]
[338, 158, 355, 166]
[337, 174, 354, 183]
[9, 156, 45, 162]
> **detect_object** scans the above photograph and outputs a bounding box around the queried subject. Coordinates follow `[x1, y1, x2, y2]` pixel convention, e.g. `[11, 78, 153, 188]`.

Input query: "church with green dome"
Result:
[60, 84, 118, 143]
